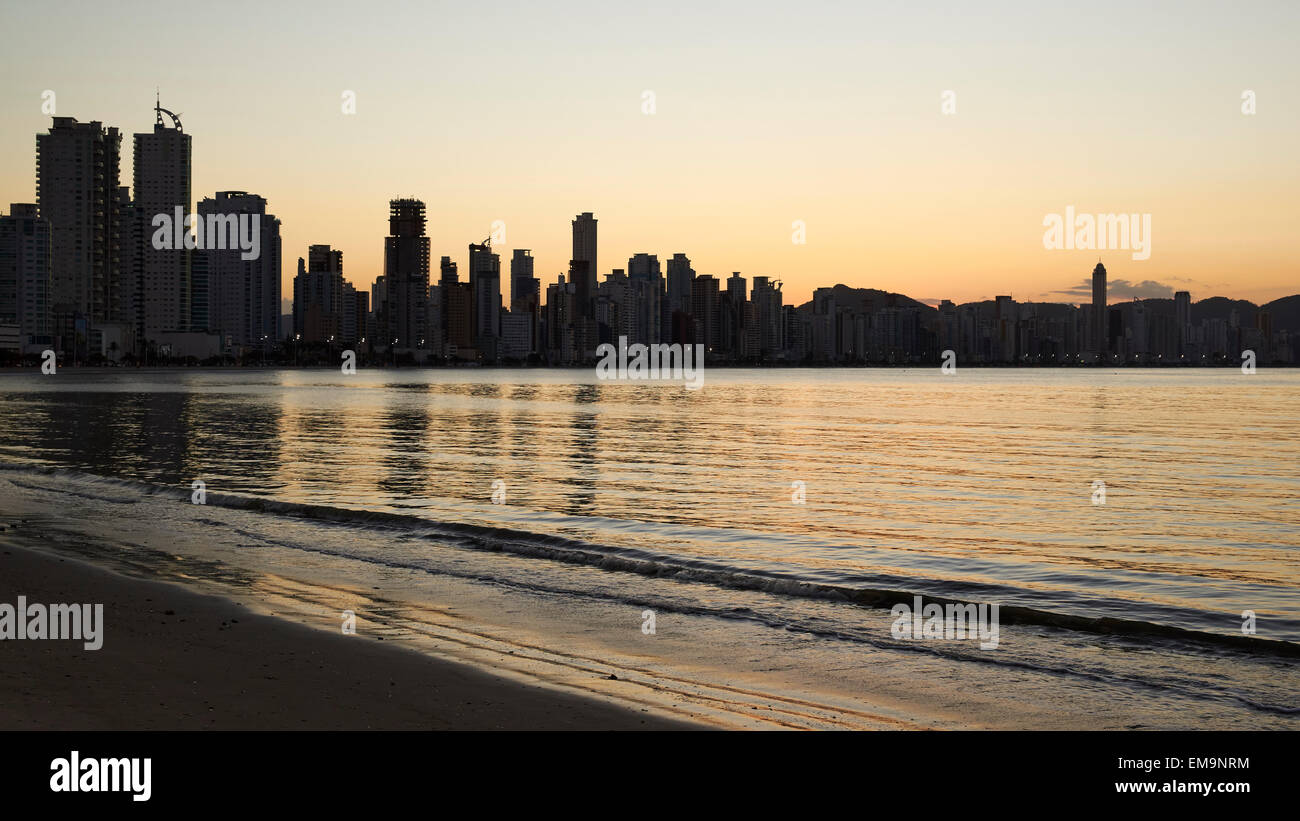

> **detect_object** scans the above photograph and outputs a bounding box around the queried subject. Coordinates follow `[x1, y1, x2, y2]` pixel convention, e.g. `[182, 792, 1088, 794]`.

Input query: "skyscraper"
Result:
[510, 249, 540, 356]
[134, 100, 192, 346]
[751, 276, 783, 359]
[36, 117, 124, 357]
[0, 204, 52, 353]
[1130, 298, 1147, 357]
[510, 249, 538, 313]
[692, 275, 720, 352]
[440, 255, 472, 353]
[198, 191, 281, 350]
[190, 240, 209, 333]
[293, 245, 343, 344]
[469, 240, 501, 361]
[543, 273, 577, 364]
[1091, 261, 1107, 356]
[626, 253, 663, 344]
[665, 253, 695, 344]
[115, 185, 138, 346]
[341, 280, 370, 347]
[384, 199, 430, 349]
[571, 212, 597, 320]
[628, 253, 660, 282]
[724, 272, 747, 357]
[370, 275, 387, 347]
[995, 295, 1017, 362]
[1174, 290, 1191, 355]
[666, 254, 694, 314]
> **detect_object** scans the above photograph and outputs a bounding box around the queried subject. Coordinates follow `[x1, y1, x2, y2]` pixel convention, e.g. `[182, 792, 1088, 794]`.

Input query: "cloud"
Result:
[1112, 279, 1177, 299]
[1052, 278, 1178, 301]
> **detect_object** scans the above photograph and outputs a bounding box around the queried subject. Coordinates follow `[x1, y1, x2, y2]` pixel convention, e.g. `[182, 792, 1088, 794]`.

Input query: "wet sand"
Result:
[0, 544, 700, 730]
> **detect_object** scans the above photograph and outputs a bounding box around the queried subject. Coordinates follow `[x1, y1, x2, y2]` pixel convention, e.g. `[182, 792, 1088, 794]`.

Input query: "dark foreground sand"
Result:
[0, 545, 699, 730]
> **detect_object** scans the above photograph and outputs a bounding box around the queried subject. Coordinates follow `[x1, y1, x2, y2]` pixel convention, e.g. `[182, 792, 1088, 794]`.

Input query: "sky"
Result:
[1, 0, 1296, 308]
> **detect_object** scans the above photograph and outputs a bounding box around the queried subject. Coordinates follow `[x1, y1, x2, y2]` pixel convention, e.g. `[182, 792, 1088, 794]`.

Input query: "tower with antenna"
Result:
[155, 90, 183, 132]
[134, 92, 193, 345]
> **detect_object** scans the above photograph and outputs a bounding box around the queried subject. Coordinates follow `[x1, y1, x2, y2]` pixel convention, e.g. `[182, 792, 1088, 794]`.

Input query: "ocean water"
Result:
[1, 367, 1297, 728]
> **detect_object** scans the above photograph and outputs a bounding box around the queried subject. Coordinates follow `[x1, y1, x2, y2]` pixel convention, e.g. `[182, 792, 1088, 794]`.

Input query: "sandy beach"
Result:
[0, 544, 699, 730]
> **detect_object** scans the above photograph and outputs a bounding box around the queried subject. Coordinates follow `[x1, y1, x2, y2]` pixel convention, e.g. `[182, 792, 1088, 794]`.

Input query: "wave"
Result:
[2, 460, 1297, 662]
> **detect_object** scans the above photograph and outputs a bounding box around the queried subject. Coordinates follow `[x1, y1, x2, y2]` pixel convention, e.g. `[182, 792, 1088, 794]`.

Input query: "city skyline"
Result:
[4, 147, 1298, 366]
[1, 1, 1297, 309]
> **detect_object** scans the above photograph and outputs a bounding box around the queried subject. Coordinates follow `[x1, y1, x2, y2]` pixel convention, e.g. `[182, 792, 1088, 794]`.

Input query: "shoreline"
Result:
[0, 543, 701, 730]
[1, 456, 1294, 731]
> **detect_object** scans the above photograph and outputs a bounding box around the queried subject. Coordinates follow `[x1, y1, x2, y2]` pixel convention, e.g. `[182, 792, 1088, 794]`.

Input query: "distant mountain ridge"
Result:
[795, 285, 935, 314]
[795, 285, 1300, 333]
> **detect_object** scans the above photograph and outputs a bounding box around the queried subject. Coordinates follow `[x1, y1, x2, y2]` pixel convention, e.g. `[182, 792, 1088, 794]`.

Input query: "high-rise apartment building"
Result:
[510, 249, 538, 312]
[438, 255, 471, 352]
[36, 117, 124, 357]
[1091, 261, 1107, 356]
[627, 253, 663, 344]
[197, 192, 281, 350]
[0, 204, 53, 352]
[510, 249, 540, 355]
[1174, 290, 1191, 355]
[666, 253, 694, 316]
[384, 199, 430, 349]
[469, 240, 501, 361]
[571, 212, 597, 320]
[134, 101, 192, 344]
[751, 276, 783, 359]
[293, 245, 343, 343]
[692, 275, 720, 352]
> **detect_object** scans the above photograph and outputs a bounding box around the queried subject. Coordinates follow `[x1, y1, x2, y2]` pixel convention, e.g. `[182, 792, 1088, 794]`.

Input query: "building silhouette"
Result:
[294, 245, 343, 344]
[198, 191, 281, 352]
[571, 212, 597, 321]
[134, 100, 191, 347]
[383, 199, 430, 351]
[665, 253, 695, 344]
[692, 275, 720, 353]
[628, 253, 663, 345]
[36, 117, 125, 359]
[0, 204, 53, 355]
[1091, 261, 1107, 357]
[468, 240, 501, 362]
[510, 248, 540, 357]
[439, 255, 471, 355]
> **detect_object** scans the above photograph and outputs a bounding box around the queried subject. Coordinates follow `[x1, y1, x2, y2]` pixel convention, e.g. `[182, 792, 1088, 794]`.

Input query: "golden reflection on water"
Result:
[1, 368, 1297, 634]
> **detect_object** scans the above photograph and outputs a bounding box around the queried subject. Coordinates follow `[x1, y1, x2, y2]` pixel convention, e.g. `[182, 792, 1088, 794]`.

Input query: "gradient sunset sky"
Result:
[1, 0, 1296, 307]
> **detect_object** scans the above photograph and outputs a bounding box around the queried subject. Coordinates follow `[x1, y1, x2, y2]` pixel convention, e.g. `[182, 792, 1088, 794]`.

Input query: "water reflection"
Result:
[379, 383, 432, 499]
[0, 368, 1297, 640]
